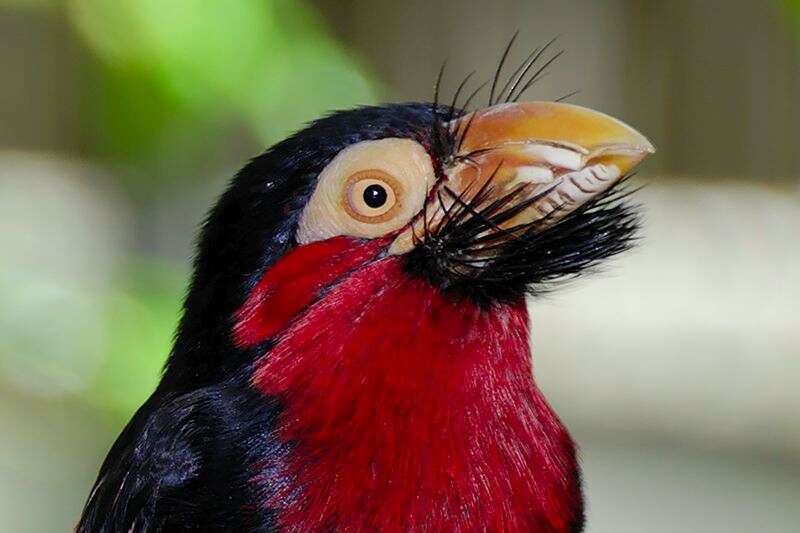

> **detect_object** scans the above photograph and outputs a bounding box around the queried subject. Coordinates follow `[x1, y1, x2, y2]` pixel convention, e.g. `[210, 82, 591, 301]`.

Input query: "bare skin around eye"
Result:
[296, 138, 435, 244]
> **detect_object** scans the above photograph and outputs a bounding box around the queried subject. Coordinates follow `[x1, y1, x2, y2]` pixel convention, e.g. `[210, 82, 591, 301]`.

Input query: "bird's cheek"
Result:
[232, 236, 387, 347]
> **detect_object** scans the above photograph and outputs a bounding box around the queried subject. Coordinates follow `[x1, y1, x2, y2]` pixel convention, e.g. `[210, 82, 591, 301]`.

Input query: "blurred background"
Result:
[1, 0, 798, 531]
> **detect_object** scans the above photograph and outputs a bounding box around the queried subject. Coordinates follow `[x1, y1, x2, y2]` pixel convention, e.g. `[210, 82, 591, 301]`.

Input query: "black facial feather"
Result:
[404, 176, 642, 305]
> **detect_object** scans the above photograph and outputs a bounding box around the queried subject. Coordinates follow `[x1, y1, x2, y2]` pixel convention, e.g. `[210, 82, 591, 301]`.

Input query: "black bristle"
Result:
[489, 31, 519, 105]
[404, 177, 643, 305]
[509, 48, 565, 103]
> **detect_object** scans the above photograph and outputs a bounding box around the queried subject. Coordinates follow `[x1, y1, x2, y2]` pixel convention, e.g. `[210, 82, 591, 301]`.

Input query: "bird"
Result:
[77, 44, 654, 532]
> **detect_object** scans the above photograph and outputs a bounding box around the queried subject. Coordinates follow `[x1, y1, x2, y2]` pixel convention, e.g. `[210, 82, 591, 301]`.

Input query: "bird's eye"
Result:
[363, 184, 387, 208]
[342, 170, 401, 223]
[295, 138, 434, 245]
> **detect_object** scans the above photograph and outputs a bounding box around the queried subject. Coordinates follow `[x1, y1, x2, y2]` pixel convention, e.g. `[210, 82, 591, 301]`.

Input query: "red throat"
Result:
[235, 238, 582, 532]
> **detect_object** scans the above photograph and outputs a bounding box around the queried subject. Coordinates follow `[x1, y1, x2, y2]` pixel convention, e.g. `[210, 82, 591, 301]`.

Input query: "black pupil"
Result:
[363, 184, 388, 209]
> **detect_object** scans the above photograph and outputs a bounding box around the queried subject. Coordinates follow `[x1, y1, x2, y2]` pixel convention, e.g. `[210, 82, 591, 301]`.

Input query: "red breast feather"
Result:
[237, 238, 582, 532]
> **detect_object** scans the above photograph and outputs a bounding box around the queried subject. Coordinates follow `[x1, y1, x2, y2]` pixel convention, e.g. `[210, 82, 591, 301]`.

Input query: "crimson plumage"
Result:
[241, 237, 581, 531]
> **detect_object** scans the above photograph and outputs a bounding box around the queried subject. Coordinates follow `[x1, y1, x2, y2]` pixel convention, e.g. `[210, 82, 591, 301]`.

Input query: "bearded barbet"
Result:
[78, 39, 654, 532]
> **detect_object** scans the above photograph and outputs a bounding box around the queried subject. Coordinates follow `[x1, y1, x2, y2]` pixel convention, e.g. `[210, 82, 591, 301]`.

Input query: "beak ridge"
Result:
[456, 101, 654, 161]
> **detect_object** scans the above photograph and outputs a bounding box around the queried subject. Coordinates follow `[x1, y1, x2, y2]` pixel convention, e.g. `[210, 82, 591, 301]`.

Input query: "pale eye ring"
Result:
[342, 169, 402, 223]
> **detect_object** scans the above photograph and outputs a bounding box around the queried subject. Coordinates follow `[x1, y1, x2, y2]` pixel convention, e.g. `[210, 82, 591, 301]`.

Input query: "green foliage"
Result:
[785, 0, 800, 33]
[85, 261, 186, 419]
[67, 0, 378, 187]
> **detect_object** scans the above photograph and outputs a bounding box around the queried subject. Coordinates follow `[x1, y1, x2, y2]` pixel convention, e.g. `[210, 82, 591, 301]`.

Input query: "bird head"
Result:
[166, 98, 653, 386]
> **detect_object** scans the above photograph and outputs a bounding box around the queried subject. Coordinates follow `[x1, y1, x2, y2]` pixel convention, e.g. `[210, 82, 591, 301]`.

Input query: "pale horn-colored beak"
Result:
[389, 101, 655, 255]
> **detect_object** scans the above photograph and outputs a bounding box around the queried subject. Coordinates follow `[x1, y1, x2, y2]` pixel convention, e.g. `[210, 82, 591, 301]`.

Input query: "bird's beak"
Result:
[390, 101, 655, 255]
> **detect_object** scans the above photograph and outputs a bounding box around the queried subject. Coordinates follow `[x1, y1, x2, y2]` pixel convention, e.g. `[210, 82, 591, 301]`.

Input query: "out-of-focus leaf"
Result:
[785, 0, 800, 34]
[67, 0, 379, 188]
[0, 275, 106, 398]
[84, 261, 186, 419]
[0, 0, 57, 8]
[69, 0, 273, 112]
[248, 39, 377, 143]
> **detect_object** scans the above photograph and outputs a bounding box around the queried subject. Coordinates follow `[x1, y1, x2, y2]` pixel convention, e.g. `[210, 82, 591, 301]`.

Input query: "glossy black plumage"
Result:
[78, 374, 282, 531]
